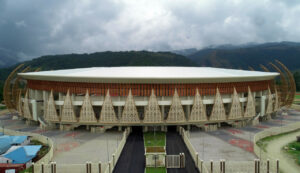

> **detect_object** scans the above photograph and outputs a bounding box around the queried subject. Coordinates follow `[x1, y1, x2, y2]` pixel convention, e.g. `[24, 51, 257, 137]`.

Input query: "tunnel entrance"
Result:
[167, 126, 177, 132]
[131, 126, 143, 133]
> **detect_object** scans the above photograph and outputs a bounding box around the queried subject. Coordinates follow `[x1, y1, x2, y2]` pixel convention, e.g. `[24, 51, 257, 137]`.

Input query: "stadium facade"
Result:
[4, 64, 296, 131]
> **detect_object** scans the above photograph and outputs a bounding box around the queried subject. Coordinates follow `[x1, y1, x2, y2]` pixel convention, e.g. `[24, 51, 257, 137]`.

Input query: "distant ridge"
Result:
[186, 41, 300, 71]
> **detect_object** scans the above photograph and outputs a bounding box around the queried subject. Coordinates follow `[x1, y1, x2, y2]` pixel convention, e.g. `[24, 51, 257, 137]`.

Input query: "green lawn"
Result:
[144, 131, 166, 147]
[283, 141, 300, 165]
[145, 167, 166, 173]
[295, 94, 300, 100]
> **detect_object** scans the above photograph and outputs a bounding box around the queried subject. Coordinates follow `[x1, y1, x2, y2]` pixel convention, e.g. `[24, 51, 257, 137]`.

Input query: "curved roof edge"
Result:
[19, 67, 279, 84]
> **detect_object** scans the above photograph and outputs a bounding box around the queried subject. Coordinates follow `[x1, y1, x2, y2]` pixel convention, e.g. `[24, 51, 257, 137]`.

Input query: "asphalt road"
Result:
[113, 130, 145, 173]
[166, 131, 199, 173]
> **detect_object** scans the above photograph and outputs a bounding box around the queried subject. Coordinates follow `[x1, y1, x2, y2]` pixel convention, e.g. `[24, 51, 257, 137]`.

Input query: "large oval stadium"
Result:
[10, 66, 286, 131]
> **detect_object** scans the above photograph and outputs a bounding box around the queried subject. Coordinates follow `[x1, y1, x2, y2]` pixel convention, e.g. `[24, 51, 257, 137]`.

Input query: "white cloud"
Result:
[0, 0, 300, 59]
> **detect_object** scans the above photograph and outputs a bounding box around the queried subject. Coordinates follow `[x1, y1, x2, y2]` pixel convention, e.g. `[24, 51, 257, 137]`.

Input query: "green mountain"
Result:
[187, 42, 300, 71]
[0, 51, 196, 101]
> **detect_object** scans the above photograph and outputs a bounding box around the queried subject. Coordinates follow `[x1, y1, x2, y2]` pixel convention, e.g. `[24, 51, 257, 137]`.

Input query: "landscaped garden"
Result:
[283, 140, 300, 165]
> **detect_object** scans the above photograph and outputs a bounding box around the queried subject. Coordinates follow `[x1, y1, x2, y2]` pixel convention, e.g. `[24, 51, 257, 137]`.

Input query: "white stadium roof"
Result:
[19, 67, 279, 83]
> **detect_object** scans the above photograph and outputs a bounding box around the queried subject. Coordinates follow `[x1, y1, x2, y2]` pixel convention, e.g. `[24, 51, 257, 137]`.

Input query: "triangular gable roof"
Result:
[228, 87, 243, 120]
[143, 89, 163, 123]
[189, 89, 207, 122]
[120, 89, 140, 123]
[79, 90, 97, 123]
[209, 88, 226, 121]
[61, 90, 77, 122]
[4, 145, 41, 164]
[166, 89, 185, 123]
[99, 89, 118, 123]
[45, 90, 60, 122]
[244, 87, 256, 118]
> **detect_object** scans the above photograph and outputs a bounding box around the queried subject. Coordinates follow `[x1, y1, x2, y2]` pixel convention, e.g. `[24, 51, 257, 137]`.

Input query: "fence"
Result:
[165, 153, 185, 168]
[0, 127, 54, 164]
[179, 126, 285, 173]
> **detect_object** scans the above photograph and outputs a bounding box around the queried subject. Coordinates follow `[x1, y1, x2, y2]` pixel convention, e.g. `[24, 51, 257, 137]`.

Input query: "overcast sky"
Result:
[1, 0, 300, 60]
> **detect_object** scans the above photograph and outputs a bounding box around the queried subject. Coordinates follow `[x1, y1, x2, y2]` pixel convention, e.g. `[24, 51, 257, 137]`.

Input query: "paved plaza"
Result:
[0, 112, 122, 164]
[189, 109, 300, 161]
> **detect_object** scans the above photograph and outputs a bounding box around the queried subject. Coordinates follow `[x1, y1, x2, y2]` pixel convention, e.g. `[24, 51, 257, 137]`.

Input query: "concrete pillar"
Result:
[187, 105, 190, 119]
[260, 96, 266, 117]
[71, 93, 75, 102]
[118, 106, 122, 119]
[43, 91, 49, 117]
[31, 100, 37, 121]
[59, 92, 63, 115]
[161, 105, 165, 119]
[143, 126, 148, 132]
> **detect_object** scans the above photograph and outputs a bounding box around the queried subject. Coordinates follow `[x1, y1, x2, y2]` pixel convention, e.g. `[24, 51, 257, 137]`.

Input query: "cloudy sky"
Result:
[1, 0, 300, 60]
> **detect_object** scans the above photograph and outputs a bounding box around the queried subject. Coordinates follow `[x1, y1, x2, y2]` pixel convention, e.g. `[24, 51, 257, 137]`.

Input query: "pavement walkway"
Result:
[265, 130, 300, 173]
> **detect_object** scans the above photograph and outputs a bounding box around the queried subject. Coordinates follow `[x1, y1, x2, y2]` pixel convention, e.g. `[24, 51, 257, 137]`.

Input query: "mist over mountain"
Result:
[186, 41, 300, 71]
[0, 47, 20, 68]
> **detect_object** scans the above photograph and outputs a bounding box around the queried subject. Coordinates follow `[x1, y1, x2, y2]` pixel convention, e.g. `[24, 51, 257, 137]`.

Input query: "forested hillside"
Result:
[188, 42, 300, 71]
[0, 51, 195, 101]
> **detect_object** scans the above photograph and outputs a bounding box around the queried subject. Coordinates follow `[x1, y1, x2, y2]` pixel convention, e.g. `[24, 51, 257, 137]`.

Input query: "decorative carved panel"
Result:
[61, 90, 77, 123]
[228, 87, 243, 120]
[144, 89, 163, 123]
[209, 88, 226, 121]
[120, 89, 140, 123]
[79, 90, 97, 123]
[189, 89, 207, 122]
[166, 89, 185, 123]
[45, 90, 60, 122]
[244, 87, 256, 118]
[99, 90, 118, 123]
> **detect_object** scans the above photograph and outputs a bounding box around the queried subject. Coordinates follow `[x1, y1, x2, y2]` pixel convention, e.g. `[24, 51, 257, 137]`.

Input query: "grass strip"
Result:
[145, 167, 166, 173]
[144, 131, 166, 147]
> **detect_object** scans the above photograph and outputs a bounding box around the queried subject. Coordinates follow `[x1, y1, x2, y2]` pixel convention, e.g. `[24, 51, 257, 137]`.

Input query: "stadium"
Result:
[7, 66, 289, 131]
